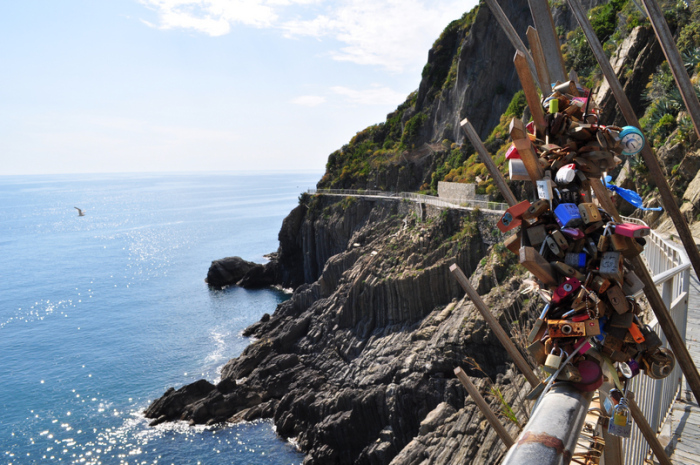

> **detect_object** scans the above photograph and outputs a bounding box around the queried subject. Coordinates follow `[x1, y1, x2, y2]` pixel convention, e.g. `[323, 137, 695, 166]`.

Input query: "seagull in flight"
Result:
[74, 207, 85, 217]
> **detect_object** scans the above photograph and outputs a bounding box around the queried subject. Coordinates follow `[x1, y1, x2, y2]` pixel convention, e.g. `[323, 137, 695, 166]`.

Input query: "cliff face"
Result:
[146, 197, 533, 464]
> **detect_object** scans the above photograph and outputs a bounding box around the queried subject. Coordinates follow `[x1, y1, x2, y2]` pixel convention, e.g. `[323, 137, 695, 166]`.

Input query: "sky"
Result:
[0, 0, 479, 176]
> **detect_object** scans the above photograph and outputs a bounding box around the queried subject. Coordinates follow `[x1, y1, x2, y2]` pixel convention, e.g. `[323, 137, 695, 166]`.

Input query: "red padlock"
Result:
[551, 277, 582, 304]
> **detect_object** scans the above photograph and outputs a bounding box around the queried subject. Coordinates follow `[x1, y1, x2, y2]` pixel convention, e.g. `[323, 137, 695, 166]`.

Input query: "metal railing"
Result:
[307, 188, 510, 212]
[624, 224, 691, 465]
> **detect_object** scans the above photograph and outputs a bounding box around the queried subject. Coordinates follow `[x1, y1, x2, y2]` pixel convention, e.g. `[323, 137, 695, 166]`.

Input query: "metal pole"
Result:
[460, 118, 518, 207]
[566, 0, 700, 404]
[501, 384, 593, 464]
[450, 264, 541, 388]
[641, 0, 700, 140]
[454, 367, 515, 448]
[484, 0, 543, 92]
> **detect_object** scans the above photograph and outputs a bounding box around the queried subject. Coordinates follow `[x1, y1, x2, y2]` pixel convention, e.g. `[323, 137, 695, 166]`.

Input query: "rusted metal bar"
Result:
[641, 0, 700, 140]
[454, 367, 515, 448]
[460, 118, 518, 207]
[566, 0, 700, 404]
[627, 391, 673, 465]
[450, 264, 540, 388]
[484, 0, 542, 91]
[526, 0, 566, 83]
[502, 384, 593, 464]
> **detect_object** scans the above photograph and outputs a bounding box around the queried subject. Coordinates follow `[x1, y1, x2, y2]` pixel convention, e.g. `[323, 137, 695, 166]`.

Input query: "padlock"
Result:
[551, 277, 581, 304]
[536, 178, 554, 204]
[504, 232, 521, 254]
[640, 325, 662, 351]
[628, 322, 646, 344]
[543, 236, 565, 258]
[619, 358, 641, 378]
[522, 199, 550, 220]
[588, 274, 611, 294]
[544, 347, 564, 373]
[621, 237, 644, 259]
[526, 224, 547, 247]
[564, 252, 586, 268]
[599, 251, 624, 283]
[557, 363, 583, 382]
[527, 304, 551, 344]
[509, 159, 530, 180]
[603, 334, 624, 352]
[527, 340, 548, 365]
[597, 225, 613, 252]
[554, 203, 583, 228]
[571, 359, 603, 392]
[614, 223, 650, 238]
[497, 200, 531, 233]
[641, 348, 676, 380]
[608, 398, 632, 438]
[585, 318, 601, 336]
[555, 163, 577, 185]
[609, 312, 634, 329]
[551, 230, 569, 250]
[622, 270, 644, 295]
[606, 284, 629, 314]
[548, 319, 586, 338]
[610, 233, 629, 252]
[578, 203, 602, 224]
[551, 261, 586, 281]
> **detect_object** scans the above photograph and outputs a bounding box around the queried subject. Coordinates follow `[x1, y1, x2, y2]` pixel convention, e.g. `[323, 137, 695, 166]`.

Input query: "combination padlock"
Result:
[608, 397, 632, 438]
[544, 347, 564, 373]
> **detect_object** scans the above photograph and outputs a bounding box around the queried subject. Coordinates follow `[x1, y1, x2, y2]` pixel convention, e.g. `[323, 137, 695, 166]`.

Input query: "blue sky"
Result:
[1, 0, 476, 175]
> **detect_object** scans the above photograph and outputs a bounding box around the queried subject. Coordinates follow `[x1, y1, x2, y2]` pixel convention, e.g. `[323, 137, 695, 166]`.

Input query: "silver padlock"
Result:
[608, 397, 632, 438]
[544, 347, 564, 373]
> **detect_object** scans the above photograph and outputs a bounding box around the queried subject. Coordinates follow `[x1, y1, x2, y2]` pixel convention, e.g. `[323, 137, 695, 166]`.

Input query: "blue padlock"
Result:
[554, 203, 583, 228]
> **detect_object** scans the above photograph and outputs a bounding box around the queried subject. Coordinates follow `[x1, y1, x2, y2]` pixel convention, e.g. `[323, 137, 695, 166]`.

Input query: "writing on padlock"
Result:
[536, 178, 553, 203]
[599, 251, 624, 283]
[608, 397, 632, 438]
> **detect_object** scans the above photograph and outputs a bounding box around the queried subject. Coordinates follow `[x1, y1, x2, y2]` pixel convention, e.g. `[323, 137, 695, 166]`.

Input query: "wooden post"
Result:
[627, 392, 673, 465]
[450, 264, 541, 388]
[484, 0, 542, 92]
[514, 51, 547, 135]
[565, 0, 700, 281]
[526, 0, 566, 83]
[526, 27, 551, 93]
[510, 117, 544, 183]
[566, 0, 700, 403]
[460, 118, 518, 207]
[641, 0, 700, 140]
[454, 367, 515, 448]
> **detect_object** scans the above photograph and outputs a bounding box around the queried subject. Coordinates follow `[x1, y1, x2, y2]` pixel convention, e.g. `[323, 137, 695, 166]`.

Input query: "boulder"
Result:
[206, 256, 257, 289]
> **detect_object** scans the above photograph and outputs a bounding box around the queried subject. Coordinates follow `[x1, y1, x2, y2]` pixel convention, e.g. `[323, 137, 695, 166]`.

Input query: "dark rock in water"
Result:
[238, 262, 278, 289]
[206, 256, 257, 289]
[144, 379, 215, 426]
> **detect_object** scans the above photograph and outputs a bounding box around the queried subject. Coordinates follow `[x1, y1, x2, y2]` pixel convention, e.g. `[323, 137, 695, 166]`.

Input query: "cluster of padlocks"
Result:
[497, 80, 676, 437]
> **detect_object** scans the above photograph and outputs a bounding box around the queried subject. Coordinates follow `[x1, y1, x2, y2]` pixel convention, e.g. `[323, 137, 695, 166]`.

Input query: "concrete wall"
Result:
[437, 181, 488, 204]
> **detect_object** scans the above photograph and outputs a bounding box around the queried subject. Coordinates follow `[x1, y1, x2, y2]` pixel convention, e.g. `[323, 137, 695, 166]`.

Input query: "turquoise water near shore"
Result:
[0, 172, 319, 464]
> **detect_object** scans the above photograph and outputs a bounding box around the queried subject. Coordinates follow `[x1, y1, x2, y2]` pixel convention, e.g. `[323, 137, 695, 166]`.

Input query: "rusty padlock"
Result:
[606, 284, 630, 314]
[578, 203, 602, 224]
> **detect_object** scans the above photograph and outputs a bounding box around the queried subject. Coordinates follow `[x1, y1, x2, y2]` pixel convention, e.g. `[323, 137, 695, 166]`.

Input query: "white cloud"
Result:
[139, 0, 473, 71]
[331, 85, 406, 106]
[290, 95, 326, 106]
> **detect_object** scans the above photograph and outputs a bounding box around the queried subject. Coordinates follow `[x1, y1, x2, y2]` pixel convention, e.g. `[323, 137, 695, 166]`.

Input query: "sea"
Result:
[0, 172, 322, 465]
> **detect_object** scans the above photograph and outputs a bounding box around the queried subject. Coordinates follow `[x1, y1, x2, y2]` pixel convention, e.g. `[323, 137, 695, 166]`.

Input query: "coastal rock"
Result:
[205, 256, 257, 289]
[147, 197, 531, 464]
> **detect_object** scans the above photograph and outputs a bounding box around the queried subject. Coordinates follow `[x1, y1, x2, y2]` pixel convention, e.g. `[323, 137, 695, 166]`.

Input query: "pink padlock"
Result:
[614, 223, 650, 238]
[505, 144, 521, 160]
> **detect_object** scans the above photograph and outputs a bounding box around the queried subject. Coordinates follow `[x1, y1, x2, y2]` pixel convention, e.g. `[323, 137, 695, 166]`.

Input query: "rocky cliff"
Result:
[146, 196, 536, 464]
